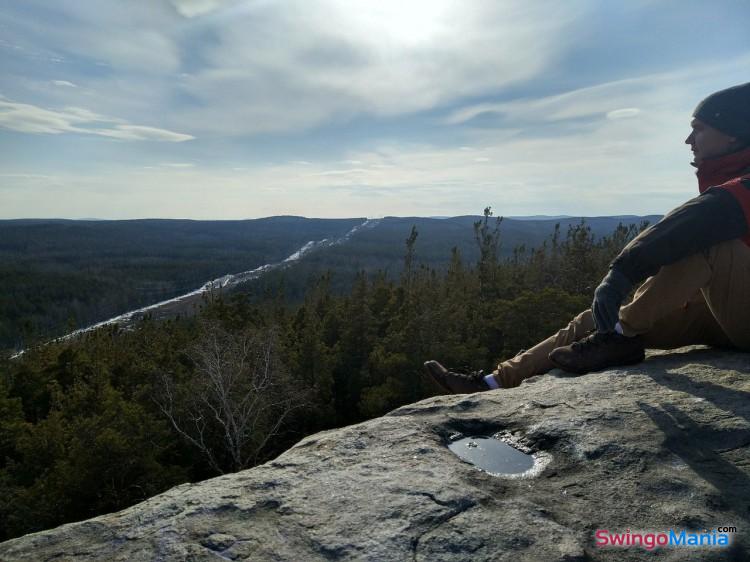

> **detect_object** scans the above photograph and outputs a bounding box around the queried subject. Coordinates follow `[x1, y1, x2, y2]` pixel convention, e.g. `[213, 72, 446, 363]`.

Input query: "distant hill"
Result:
[0, 214, 660, 351]
[506, 215, 573, 220]
[239, 214, 661, 301]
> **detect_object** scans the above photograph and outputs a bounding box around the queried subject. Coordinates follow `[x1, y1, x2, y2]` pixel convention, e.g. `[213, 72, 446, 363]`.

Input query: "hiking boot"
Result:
[548, 331, 645, 375]
[423, 360, 492, 394]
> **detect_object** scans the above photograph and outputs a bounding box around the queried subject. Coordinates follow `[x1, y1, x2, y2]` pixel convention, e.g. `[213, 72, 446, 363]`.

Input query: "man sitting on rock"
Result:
[425, 82, 750, 393]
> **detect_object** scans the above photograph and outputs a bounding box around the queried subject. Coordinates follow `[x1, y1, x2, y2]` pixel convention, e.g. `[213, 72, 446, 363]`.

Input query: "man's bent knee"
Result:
[568, 309, 595, 339]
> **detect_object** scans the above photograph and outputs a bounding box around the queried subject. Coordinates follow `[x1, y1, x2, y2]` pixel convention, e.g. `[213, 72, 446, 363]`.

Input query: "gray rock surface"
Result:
[2, 346, 749, 561]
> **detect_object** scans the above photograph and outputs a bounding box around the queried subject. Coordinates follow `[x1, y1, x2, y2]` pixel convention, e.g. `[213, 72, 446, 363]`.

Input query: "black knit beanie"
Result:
[693, 82, 750, 143]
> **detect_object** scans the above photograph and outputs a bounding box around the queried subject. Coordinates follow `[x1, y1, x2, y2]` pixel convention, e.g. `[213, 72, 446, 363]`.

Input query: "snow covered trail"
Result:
[10, 218, 380, 359]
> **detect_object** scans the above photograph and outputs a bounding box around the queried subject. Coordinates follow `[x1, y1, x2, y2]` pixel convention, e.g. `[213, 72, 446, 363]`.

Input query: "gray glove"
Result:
[592, 268, 634, 333]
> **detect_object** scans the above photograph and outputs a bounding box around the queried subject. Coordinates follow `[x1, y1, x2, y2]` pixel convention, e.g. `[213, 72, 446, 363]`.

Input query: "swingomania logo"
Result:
[594, 527, 736, 551]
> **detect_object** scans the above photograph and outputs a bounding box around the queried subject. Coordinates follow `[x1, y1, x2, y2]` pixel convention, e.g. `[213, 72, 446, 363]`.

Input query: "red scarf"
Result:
[695, 145, 750, 193]
[694, 145, 750, 246]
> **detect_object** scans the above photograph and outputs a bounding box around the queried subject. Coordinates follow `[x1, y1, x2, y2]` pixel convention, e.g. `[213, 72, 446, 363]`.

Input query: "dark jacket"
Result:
[611, 145, 750, 286]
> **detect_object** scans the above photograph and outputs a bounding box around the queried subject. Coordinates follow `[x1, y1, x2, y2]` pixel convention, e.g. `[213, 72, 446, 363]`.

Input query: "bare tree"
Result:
[157, 320, 307, 474]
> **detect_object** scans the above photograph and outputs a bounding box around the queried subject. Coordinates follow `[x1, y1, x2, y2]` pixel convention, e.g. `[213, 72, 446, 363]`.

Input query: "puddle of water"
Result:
[448, 435, 535, 475]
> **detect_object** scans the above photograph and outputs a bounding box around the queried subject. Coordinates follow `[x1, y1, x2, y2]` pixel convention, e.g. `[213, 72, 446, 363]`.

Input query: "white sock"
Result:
[614, 321, 624, 335]
[484, 373, 501, 390]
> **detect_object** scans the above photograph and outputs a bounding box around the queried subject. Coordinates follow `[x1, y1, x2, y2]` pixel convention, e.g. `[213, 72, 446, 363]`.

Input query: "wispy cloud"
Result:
[606, 108, 640, 120]
[312, 168, 369, 177]
[96, 126, 194, 142]
[5, 0, 586, 138]
[169, 0, 230, 18]
[0, 173, 55, 179]
[443, 55, 750, 134]
[443, 77, 656, 126]
[0, 98, 194, 141]
[163, 0, 587, 135]
[159, 162, 196, 168]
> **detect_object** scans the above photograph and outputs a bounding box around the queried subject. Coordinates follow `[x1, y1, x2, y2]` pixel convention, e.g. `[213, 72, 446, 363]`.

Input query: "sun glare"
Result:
[341, 0, 453, 45]
[204, 0, 454, 47]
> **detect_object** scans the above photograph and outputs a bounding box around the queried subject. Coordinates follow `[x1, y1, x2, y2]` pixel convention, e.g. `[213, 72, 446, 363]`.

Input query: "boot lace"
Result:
[570, 331, 610, 351]
[457, 365, 486, 380]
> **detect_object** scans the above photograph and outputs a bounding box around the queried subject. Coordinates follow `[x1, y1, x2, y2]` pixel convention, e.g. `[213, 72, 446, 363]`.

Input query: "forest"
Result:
[0, 211, 647, 540]
[0, 215, 658, 352]
[0, 217, 362, 350]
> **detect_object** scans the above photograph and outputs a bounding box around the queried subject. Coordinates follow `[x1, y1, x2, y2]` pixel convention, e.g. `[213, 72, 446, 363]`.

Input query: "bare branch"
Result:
[155, 319, 307, 473]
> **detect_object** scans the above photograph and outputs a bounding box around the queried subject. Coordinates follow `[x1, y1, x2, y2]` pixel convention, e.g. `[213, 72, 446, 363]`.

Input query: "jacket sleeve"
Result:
[610, 179, 750, 285]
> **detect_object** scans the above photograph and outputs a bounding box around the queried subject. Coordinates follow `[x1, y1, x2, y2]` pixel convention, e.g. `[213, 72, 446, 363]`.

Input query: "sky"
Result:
[1, 0, 749, 220]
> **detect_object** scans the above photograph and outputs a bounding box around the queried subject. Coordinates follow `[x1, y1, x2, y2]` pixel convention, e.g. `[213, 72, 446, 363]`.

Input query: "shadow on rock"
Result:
[644, 348, 750, 424]
[639, 401, 750, 528]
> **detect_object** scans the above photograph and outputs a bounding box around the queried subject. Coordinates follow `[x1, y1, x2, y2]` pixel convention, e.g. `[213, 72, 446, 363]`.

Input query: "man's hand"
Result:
[592, 269, 634, 333]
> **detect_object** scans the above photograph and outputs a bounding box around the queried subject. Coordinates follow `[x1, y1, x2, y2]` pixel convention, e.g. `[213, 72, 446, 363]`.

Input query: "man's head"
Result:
[687, 82, 750, 165]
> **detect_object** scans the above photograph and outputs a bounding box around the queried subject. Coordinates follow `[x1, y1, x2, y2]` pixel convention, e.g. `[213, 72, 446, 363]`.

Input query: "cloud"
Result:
[0, 99, 194, 141]
[159, 162, 196, 168]
[96, 125, 194, 142]
[448, 75, 686, 128]
[4, 0, 750, 147]
[0, 173, 54, 179]
[0, 117, 696, 219]
[606, 108, 640, 120]
[443, 58, 749, 131]
[2, 2, 181, 75]
[312, 168, 370, 177]
[3, 2, 750, 220]
[444, 79, 655, 126]
[9, 0, 576, 137]
[166, 0, 588, 135]
[169, 0, 230, 18]
[0, 100, 104, 134]
[18, 56, 737, 219]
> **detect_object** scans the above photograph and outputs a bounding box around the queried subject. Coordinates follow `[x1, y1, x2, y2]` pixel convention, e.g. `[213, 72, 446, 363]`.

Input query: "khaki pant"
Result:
[496, 239, 750, 389]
